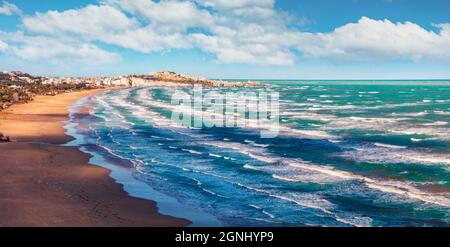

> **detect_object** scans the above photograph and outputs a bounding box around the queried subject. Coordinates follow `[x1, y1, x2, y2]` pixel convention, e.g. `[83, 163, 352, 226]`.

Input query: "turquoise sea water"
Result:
[68, 81, 450, 226]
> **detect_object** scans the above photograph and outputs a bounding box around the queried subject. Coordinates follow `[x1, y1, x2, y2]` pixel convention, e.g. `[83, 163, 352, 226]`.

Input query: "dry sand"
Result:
[0, 89, 190, 226]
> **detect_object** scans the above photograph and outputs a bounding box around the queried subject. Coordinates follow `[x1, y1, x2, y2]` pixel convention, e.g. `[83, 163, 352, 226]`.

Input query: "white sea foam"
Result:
[433, 111, 450, 115]
[312, 113, 450, 141]
[99, 88, 450, 211]
[135, 88, 336, 140]
[202, 188, 229, 199]
[422, 121, 448, 126]
[288, 112, 337, 122]
[272, 172, 343, 184]
[290, 159, 450, 207]
[307, 102, 427, 112]
[272, 174, 300, 182]
[373, 143, 407, 149]
[288, 112, 438, 142]
[209, 140, 450, 208]
[248, 204, 276, 219]
[209, 153, 222, 158]
[391, 112, 428, 117]
[181, 148, 203, 155]
[252, 143, 270, 148]
[341, 145, 450, 167]
[243, 164, 264, 171]
[203, 133, 450, 208]
[389, 127, 450, 141]
[240, 184, 371, 227]
[435, 99, 450, 103]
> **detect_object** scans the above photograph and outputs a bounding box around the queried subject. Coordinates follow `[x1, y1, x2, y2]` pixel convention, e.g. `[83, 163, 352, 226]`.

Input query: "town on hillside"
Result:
[0, 71, 261, 111]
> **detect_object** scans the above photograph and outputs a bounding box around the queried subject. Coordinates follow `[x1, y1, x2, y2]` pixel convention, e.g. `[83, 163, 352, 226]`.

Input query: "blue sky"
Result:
[0, 0, 449, 79]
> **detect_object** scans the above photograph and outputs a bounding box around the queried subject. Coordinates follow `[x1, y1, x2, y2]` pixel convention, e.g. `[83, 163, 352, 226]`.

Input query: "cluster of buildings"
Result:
[0, 71, 137, 87]
[1, 71, 42, 85]
[40, 75, 166, 87]
[0, 70, 262, 111]
[1, 70, 261, 88]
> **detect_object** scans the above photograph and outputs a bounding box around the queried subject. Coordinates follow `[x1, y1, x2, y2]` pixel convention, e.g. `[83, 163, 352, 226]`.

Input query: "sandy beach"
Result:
[0, 89, 190, 227]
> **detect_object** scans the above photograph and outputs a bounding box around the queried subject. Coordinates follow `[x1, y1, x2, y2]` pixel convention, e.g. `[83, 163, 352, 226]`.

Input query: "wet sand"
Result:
[0, 89, 190, 226]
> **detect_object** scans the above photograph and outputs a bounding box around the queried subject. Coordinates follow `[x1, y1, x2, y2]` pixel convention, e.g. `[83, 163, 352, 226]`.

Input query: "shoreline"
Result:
[0, 89, 190, 226]
[66, 89, 221, 226]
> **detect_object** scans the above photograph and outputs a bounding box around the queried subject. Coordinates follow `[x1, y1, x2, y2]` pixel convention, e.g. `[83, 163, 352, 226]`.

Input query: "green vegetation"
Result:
[0, 86, 32, 110]
[0, 72, 99, 111]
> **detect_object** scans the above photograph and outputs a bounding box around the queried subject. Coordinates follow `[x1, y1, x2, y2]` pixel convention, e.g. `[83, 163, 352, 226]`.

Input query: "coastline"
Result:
[0, 89, 190, 226]
[66, 89, 221, 226]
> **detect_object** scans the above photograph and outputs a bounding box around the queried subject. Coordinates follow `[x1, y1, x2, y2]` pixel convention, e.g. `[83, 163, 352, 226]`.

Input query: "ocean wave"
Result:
[252, 143, 270, 148]
[202, 188, 230, 199]
[313, 114, 450, 141]
[209, 153, 222, 158]
[306, 101, 429, 112]
[181, 148, 203, 155]
[236, 183, 371, 227]
[433, 110, 450, 115]
[373, 142, 407, 149]
[134, 88, 336, 140]
[248, 204, 276, 219]
[410, 138, 423, 142]
[209, 140, 450, 208]
[243, 164, 264, 171]
[422, 121, 448, 126]
[341, 144, 450, 167]
[202, 134, 450, 208]
[85, 87, 450, 226]
[289, 158, 450, 208]
[389, 127, 450, 140]
[391, 112, 428, 117]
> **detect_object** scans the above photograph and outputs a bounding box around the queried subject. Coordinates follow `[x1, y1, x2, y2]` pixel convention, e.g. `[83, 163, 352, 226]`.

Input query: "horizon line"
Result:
[3, 69, 450, 81]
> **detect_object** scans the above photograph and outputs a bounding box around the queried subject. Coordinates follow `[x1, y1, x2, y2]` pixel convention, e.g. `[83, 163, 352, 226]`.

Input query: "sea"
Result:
[65, 80, 450, 227]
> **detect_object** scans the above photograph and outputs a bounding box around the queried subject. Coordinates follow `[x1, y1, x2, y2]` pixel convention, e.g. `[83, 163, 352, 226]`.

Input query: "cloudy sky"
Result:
[0, 0, 449, 79]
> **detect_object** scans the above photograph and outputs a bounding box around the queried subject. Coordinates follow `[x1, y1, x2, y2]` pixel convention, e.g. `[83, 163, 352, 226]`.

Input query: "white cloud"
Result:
[0, 1, 21, 16]
[192, 0, 299, 65]
[142, 1, 213, 30]
[107, 27, 192, 52]
[22, 2, 194, 53]
[17, 4, 136, 64]
[3, 32, 120, 65]
[0, 40, 7, 51]
[104, 0, 214, 32]
[1, 1, 450, 66]
[196, 0, 274, 10]
[15, 39, 121, 65]
[230, 7, 277, 19]
[297, 17, 450, 62]
[433, 23, 450, 36]
[18, 0, 294, 64]
[190, 25, 299, 65]
[23, 5, 138, 37]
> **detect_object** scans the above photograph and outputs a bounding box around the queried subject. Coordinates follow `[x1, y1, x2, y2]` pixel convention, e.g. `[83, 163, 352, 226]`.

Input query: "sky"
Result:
[0, 0, 449, 79]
